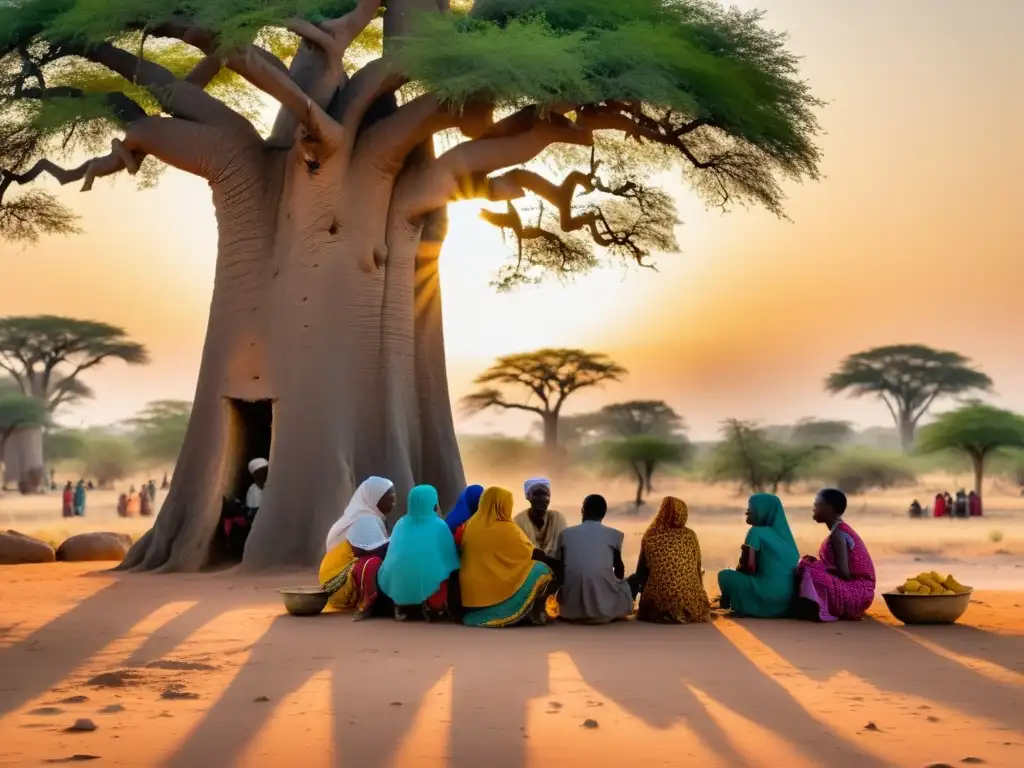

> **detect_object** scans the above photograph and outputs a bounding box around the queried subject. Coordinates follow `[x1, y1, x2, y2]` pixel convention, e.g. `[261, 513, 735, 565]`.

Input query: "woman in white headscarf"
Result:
[319, 477, 397, 617]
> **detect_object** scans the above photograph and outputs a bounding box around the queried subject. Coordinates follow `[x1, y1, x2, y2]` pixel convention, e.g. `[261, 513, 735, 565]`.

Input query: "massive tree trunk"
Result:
[120, 122, 465, 573]
[2, 428, 44, 491]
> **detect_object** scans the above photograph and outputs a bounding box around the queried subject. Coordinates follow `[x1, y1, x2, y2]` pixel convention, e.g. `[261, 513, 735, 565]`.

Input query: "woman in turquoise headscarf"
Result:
[717, 493, 799, 618]
[378, 485, 460, 621]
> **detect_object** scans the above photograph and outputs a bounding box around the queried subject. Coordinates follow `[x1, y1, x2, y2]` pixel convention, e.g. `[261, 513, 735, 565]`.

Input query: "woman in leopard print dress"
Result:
[629, 497, 710, 623]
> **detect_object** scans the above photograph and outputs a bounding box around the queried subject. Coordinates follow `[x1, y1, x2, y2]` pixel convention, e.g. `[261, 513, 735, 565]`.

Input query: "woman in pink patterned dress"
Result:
[795, 488, 876, 621]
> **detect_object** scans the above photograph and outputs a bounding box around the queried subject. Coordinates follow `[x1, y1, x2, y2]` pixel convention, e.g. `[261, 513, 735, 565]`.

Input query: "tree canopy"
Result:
[917, 402, 1024, 495]
[129, 399, 192, 464]
[790, 417, 853, 447]
[463, 347, 626, 450]
[826, 344, 992, 452]
[604, 432, 690, 508]
[0, 315, 149, 410]
[1, 0, 822, 285]
[707, 418, 827, 493]
[0, 393, 49, 449]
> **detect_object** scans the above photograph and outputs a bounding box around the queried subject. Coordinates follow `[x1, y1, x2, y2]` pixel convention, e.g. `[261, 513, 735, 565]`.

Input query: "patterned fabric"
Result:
[463, 561, 553, 628]
[637, 497, 710, 623]
[796, 521, 876, 621]
[352, 554, 384, 614]
[319, 540, 358, 611]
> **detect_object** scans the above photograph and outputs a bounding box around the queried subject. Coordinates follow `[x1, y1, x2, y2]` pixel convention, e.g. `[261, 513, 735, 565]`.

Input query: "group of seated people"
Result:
[317, 477, 877, 627]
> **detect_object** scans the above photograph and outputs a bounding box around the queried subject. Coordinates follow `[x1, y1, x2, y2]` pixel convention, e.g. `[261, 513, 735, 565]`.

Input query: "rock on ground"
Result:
[0, 530, 56, 565]
[56, 533, 133, 562]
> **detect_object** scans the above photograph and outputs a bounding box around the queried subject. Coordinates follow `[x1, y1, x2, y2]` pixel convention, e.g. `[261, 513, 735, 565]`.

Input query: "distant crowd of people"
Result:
[58, 473, 169, 518]
[909, 490, 982, 519]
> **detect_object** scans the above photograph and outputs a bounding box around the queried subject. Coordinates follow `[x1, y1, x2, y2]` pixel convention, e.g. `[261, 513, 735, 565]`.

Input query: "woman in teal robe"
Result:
[378, 484, 460, 621]
[717, 493, 798, 618]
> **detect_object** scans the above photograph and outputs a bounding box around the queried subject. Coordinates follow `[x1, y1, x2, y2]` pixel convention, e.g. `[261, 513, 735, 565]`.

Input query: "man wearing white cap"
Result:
[514, 477, 567, 559]
[246, 458, 269, 515]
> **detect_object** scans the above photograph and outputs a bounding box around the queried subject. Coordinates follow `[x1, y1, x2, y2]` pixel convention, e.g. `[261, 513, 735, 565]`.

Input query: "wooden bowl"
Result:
[882, 590, 972, 625]
[278, 586, 329, 616]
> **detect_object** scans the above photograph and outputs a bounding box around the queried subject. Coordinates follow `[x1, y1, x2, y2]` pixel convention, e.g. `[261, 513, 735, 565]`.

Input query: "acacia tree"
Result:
[0, 315, 148, 489]
[917, 402, 1024, 498]
[2, 0, 821, 571]
[129, 400, 192, 465]
[826, 345, 992, 453]
[708, 418, 826, 494]
[464, 348, 627, 454]
[605, 433, 690, 508]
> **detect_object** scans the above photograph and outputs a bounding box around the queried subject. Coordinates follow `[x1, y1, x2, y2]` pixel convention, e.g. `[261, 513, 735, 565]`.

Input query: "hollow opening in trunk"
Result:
[212, 398, 274, 565]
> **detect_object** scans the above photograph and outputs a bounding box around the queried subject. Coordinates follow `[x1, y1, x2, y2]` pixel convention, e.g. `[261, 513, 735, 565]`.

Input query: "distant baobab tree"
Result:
[463, 349, 627, 455]
[826, 344, 992, 452]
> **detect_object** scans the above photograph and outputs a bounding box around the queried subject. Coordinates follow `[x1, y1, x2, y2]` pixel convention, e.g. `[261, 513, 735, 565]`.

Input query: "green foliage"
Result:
[917, 403, 1024, 462]
[0, 315, 149, 410]
[603, 433, 691, 506]
[811, 448, 917, 496]
[826, 345, 993, 450]
[0, 394, 49, 445]
[3, 0, 821, 289]
[790, 418, 854, 447]
[129, 399, 191, 463]
[82, 433, 134, 486]
[43, 427, 90, 462]
[707, 418, 828, 493]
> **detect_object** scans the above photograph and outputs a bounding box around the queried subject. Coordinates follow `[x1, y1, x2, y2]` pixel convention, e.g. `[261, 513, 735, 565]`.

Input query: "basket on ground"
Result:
[882, 590, 972, 625]
[278, 586, 329, 616]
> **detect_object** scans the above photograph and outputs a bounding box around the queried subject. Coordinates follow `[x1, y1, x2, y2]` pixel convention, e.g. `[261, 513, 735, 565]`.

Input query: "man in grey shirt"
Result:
[556, 494, 635, 624]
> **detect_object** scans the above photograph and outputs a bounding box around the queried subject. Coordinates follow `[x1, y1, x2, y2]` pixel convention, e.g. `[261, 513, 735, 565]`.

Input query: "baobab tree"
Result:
[464, 348, 627, 455]
[0, 316, 148, 490]
[826, 345, 992, 452]
[1, 0, 822, 571]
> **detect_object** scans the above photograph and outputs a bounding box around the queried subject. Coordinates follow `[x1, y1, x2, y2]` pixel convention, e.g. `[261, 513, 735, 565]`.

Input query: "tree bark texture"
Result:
[119, 128, 466, 571]
[1, 428, 44, 491]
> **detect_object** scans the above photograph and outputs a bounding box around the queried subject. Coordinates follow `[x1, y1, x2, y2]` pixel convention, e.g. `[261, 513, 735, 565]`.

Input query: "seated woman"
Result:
[319, 476, 396, 620]
[795, 488, 876, 621]
[717, 493, 798, 618]
[629, 496, 710, 623]
[378, 485, 460, 621]
[460, 486, 556, 628]
[446, 484, 484, 549]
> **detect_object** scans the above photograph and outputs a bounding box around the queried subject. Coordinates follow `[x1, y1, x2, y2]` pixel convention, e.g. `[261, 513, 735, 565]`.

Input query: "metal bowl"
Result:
[278, 586, 329, 616]
[882, 590, 972, 625]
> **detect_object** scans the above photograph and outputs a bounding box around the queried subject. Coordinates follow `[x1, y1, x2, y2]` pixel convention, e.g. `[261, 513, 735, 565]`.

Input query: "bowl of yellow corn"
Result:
[882, 572, 973, 625]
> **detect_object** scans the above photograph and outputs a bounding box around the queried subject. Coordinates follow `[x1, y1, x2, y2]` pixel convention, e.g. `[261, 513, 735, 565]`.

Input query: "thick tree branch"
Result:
[354, 93, 458, 172]
[323, 0, 384, 52]
[399, 115, 592, 216]
[0, 116, 250, 206]
[71, 42, 252, 134]
[222, 47, 343, 148]
[184, 55, 222, 89]
[334, 57, 404, 131]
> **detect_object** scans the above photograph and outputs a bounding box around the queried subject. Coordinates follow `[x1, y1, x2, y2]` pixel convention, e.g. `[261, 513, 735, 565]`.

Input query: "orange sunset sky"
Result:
[1, 0, 1021, 440]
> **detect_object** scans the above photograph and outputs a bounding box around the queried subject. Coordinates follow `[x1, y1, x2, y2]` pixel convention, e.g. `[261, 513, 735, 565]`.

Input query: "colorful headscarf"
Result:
[378, 485, 459, 606]
[748, 493, 798, 554]
[524, 477, 550, 500]
[446, 484, 484, 532]
[460, 486, 536, 608]
[324, 476, 393, 552]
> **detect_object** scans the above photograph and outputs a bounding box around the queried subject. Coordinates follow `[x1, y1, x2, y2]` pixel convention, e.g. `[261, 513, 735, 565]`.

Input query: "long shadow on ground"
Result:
[742, 617, 1024, 731]
[557, 621, 891, 767]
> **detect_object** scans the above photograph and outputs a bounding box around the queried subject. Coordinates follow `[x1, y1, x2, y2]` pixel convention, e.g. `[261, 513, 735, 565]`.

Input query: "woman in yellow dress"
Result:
[319, 476, 396, 619]
[460, 486, 556, 628]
